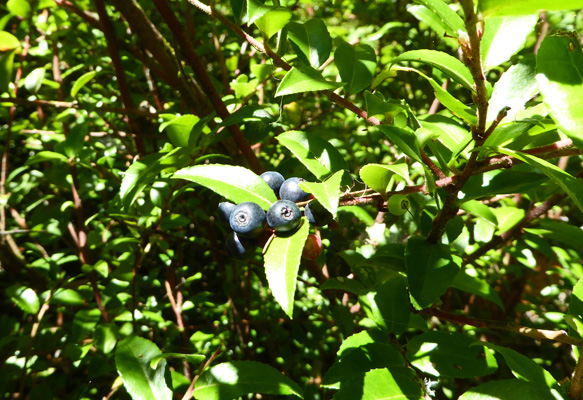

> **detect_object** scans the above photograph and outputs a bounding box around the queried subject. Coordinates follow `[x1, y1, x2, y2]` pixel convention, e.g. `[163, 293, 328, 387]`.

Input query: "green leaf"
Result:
[275, 66, 343, 97]
[364, 91, 405, 116]
[334, 42, 376, 95]
[390, 50, 474, 91]
[451, 271, 504, 308]
[359, 163, 409, 196]
[479, 0, 583, 17]
[568, 280, 583, 336]
[378, 125, 422, 163]
[536, 35, 583, 147]
[160, 114, 205, 151]
[287, 19, 332, 68]
[62, 121, 89, 158]
[459, 379, 557, 400]
[320, 277, 367, 295]
[121, 148, 186, 210]
[71, 70, 98, 97]
[405, 236, 462, 309]
[359, 275, 411, 334]
[300, 170, 344, 216]
[276, 130, 348, 180]
[254, 7, 292, 39]
[194, 361, 303, 400]
[7, 285, 40, 315]
[0, 31, 21, 51]
[487, 57, 538, 123]
[481, 343, 557, 388]
[50, 288, 85, 306]
[333, 368, 424, 400]
[407, 5, 459, 48]
[25, 151, 69, 165]
[392, 66, 477, 125]
[115, 336, 173, 400]
[412, 0, 465, 36]
[524, 219, 583, 249]
[263, 219, 309, 318]
[460, 169, 548, 203]
[0, 50, 16, 94]
[7, 0, 32, 18]
[173, 164, 277, 210]
[407, 331, 498, 378]
[72, 309, 101, 343]
[247, 0, 272, 25]
[419, 116, 471, 155]
[481, 15, 538, 71]
[150, 353, 206, 369]
[24, 67, 45, 94]
[497, 148, 583, 214]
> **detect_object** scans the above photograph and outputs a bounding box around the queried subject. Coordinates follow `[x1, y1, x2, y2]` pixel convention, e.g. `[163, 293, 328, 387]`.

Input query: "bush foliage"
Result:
[2, 0, 583, 399]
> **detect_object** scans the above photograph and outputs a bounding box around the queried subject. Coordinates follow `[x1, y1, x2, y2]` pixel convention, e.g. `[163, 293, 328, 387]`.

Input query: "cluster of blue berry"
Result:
[218, 172, 332, 259]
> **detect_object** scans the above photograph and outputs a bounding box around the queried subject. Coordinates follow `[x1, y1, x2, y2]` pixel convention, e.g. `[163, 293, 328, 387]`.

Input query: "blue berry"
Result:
[279, 177, 311, 202]
[226, 232, 251, 259]
[304, 200, 333, 227]
[260, 171, 285, 196]
[218, 202, 237, 227]
[267, 200, 302, 233]
[229, 202, 266, 238]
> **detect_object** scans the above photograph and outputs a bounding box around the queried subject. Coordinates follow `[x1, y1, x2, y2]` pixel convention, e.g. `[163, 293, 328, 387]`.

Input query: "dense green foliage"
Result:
[2, 0, 583, 399]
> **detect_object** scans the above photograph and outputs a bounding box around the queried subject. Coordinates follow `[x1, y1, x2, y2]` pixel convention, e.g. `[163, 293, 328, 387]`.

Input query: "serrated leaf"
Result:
[173, 164, 277, 210]
[487, 57, 538, 123]
[364, 91, 404, 116]
[412, 0, 465, 36]
[254, 7, 292, 39]
[71, 70, 98, 97]
[479, 0, 583, 17]
[359, 276, 411, 334]
[481, 15, 538, 71]
[287, 19, 332, 68]
[275, 66, 342, 97]
[300, 170, 344, 216]
[194, 361, 304, 400]
[405, 236, 462, 309]
[7, 285, 40, 315]
[263, 220, 309, 317]
[407, 331, 498, 378]
[390, 50, 474, 91]
[407, 5, 459, 48]
[378, 125, 423, 164]
[452, 271, 504, 308]
[335, 42, 376, 95]
[333, 368, 424, 400]
[359, 163, 409, 196]
[247, 0, 272, 25]
[497, 148, 583, 214]
[115, 336, 172, 400]
[276, 130, 348, 180]
[536, 35, 583, 147]
[150, 353, 206, 369]
[392, 66, 477, 125]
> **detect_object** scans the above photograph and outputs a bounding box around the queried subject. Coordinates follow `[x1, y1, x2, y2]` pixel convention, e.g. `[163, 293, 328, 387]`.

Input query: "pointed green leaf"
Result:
[379, 125, 423, 163]
[359, 163, 409, 196]
[254, 7, 292, 39]
[412, 0, 465, 36]
[25, 151, 69, 165]
[407, 331, 498, 378]
[481, 15, 538, 71]
[359, 275, 411, 334]
[247, 0, 272, 25]
[497, 148, 583, 214]
[276, 130, 348, 180]
[536, 35, 583, 147]
[275, 66, 342, 97]
[452, 271, 504, 308]
[335, 42, 376, 95]
[487, 57, 538, 123]
[390, 50, 475, 91]
[24, 67, 45, 94]
[150, 353, 205, 369]
[460, 380, 557, 400]
[194, 361, 304, 400]
[287, 19, 332, 68]
[300, 170, 344, 216]
[71, 70, 98, 97]
[7, 285, 40, 315]
[160, 114, 205, 150]
[479, 0, 583, 17]
[173, 164, 277, 210]
[115, 336, 173, 400]
[263, 219, 309, 318]
[0, 31, 21, 52]
[364, 91, 404, 116]
[405, 236, 462, 309]
[0, 50, 16, 93]
[7, 0, 31, 18]
[334, 368, 424, 400]
[407, 5, 459, 48]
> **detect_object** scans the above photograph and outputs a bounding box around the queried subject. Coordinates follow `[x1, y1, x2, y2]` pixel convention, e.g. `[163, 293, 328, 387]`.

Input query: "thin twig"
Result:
[182, 347, 222, 400]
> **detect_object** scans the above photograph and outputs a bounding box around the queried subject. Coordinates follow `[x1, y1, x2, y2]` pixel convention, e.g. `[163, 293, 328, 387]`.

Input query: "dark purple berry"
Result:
[279, 177, 311, 203]
[229, 202, 267, 238]
[304, 200, 333, 227]
[226, 232, 252, 259]
[218, 202, 237, 227]
[267, 200, 302, 233]
[260, 171, 285, 196]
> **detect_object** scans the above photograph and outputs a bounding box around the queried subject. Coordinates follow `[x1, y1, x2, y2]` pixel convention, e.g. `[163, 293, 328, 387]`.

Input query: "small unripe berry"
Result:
[387, 194, 410, 216]
[267, 200, 302, 233]
[230, 202, 267, 238]
[302, 234, 323, 260]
